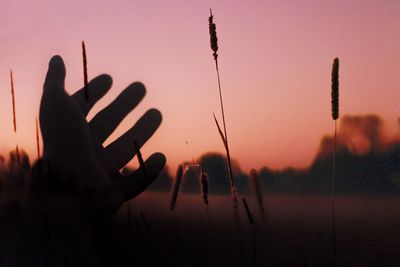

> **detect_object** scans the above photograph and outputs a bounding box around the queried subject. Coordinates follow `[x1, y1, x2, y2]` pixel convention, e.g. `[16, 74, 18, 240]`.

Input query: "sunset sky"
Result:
[1, 0, 399, 172]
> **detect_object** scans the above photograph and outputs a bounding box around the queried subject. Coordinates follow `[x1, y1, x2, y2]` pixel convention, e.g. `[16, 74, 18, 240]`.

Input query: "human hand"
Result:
[34, 55, 165, 216]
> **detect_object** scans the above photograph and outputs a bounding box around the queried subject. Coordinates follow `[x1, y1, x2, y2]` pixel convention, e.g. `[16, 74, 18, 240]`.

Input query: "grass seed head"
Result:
[331, 57, 339, 120]
[209, 9, 219, 60]
[199, 168, 209, 205]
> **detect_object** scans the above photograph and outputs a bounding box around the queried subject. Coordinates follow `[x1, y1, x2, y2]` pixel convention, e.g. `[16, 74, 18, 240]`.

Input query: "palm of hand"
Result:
[36, 55, 165, 215]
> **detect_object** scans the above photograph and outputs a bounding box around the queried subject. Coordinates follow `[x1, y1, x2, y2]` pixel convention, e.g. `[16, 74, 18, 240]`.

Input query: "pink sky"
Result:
[0, 0, 399, 172]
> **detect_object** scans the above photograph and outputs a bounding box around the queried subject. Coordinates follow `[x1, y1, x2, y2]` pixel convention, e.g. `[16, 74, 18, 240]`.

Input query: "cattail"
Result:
[82, 41, 89, 101]
[199, 168, 209, 205]
[36, 117, 40, 159]
[209, 9, 218, 60]
[134, 140, 146, 179]
[250, 169, 265, 221]
[170, 165, 183, 210]
[331, 58, 339, 120]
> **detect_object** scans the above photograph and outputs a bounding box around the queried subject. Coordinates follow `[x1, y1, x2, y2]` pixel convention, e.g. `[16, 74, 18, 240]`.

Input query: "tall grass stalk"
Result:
[209, 8, 237, 208]
[209, 9, 243, 263]
[209, 10, 235, 196]
[10, 70, 20, 164]
[170, 165, 183, 210]
[10, 70, 17, 133]
[169, 165, 184, 260]
[242, 197, 257, 266]
[199, 167, 209, 206]
[242, 197, 254, 224]
[199, 167, 211, 265]
[36, 117, 41, 159]
[250, 169, 266, 221]
[199, 168, 211, 230]
[134, 140, 158, 228]
[331, 57, 339, 257]
[82, 41, 89, 101]
[134, 140, 146, 179]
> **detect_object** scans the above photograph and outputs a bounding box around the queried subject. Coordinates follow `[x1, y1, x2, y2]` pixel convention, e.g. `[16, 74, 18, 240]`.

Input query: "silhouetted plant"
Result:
[82, 41, 89, 101]
[209, 9, 243, 263]
[36, 117, 41, 159]
[170, 164, 183, 210]
[250, 169, 265, 221]
[331, 58, 339, 121]
[331, 57, 339, 257]
[242, 197, 254, 224]
[199, 167, 209, 205]
[134, 140, 147, 179]
[242, 197, 257, 265]
[10, 70, 20, 164]
[199, 167, 211, 237]
[209, 10, 236, 200]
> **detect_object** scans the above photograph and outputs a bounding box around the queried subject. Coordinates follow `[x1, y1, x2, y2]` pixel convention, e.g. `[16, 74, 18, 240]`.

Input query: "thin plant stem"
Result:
[134, 140, 146, 179]
[82, 41, 89, 101]
[185, 140, 196, 165]
[36, 117, 41, 159]
[242, 197, 257, 266]
[332, 120, 337, 257]
[204, 205, 211, 266]
[205, 205, 211, 234]
[10, 70, 20, 164]
[214, 59, 235, 190]
[10, 70, 17, 134]
[209, 9, 243, 263]
[330, 57, 339, 259]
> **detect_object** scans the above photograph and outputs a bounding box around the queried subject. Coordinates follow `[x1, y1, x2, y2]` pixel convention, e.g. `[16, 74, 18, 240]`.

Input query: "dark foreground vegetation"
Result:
[1, 151, 400, 266]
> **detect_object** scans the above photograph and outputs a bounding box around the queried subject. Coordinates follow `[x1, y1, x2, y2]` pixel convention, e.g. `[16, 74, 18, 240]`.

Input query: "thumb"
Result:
[44, 55, 66, 92]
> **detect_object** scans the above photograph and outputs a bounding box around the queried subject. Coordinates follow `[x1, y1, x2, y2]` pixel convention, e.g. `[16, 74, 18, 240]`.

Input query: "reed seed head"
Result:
[209, 9, 219, 60]
[331, 57, 339, 120]
[199, 168, 209, 205]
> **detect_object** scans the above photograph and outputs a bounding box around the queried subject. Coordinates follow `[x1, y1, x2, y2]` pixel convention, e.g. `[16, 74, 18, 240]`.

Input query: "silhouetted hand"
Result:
[35, 55, 165, 216]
